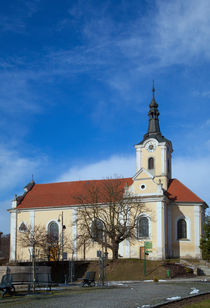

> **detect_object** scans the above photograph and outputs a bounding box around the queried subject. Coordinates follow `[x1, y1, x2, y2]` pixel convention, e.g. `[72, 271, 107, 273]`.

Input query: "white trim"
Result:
[132, 168, 153, 181]
[10, 212, 17, 261]
[73, 208, 77, 258]
[136, 147, 141, 172]
[30, 211, 35, 230]
[139, 184, 146, 191]
[175, 215, 191, 241]
[194, 205, 201, 257]
[169, 202, 204, 207]
[12, 200, 17, 209]
[132, 193, 164, 198]
[119, 241, 123, 257]
[136, 213, 152, 240]
[124, 239, 130, 258]
[156, 201, 162, 258]
[135, 140, 173, 152]
[161, 145, 165, 175]
[167, 206, 172, 257]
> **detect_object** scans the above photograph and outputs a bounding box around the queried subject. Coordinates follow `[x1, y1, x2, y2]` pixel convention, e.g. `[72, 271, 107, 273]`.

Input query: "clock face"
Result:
[145, 140, 157, 152]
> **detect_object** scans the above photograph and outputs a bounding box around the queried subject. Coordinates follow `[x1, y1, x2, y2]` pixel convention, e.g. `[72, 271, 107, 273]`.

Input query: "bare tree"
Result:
[75, 179, 146, 260]
[19, 225, 74, 261]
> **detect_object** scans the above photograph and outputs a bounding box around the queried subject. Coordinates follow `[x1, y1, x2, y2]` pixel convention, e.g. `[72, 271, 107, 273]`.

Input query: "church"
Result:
[9, 88, 208, 262]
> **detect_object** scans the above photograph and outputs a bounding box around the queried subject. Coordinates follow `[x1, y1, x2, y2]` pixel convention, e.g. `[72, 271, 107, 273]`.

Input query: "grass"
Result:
[81, 258, 191, 281]
[183, 299, 210, 307]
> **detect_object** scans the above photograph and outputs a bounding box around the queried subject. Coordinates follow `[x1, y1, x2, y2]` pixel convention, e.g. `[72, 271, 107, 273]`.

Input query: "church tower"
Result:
[135, 87, 173, 190]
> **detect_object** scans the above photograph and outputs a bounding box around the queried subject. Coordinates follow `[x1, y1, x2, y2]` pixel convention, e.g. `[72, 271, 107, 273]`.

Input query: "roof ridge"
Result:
[34, 177, 133, 186]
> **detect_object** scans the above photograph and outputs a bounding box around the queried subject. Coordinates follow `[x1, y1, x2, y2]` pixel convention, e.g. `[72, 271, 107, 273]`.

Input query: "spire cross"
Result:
[152, 80, 155, 97]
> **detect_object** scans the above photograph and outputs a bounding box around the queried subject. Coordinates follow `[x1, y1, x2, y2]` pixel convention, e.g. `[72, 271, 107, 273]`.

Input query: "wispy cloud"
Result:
[0, 144, 48, 233]
[46, 0, 210, 101]
[0, 145, 46, 194]
[0, 16, 25, 33]
[0, 0, 40, 33]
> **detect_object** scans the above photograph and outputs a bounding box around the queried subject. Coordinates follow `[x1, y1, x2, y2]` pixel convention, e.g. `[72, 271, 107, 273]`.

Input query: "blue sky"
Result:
[0, 0, 210, 233]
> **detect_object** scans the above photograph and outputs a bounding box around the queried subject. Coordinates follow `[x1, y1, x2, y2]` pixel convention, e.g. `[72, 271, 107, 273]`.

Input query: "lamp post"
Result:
[58, 212, 64, 261]
[58, 212, 66, 282]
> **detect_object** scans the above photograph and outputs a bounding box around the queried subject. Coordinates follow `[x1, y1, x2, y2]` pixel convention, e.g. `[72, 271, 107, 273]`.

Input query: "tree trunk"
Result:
[112, 242, 119, 260]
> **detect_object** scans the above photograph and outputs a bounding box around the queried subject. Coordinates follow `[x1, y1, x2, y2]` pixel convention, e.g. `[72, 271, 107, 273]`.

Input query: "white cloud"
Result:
[0, 145, 45, 193]
[57, 154, 210, 213]
[57, 155, 136, 182]
[147, 0, 210, 67]
[173, 156, 210, 210]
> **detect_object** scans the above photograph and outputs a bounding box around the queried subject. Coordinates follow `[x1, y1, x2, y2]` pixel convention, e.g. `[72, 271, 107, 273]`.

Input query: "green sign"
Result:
[144, 241, 152, 249]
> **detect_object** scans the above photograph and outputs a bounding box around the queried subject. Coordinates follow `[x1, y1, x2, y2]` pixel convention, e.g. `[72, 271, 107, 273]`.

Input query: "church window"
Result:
[19, 222, 27, 232]
[148, 157, 154, 170]
[48, 221, 59, 243]
[177, 219, 187, 239]
[140, 184, 146, 190]
[137, 216, 149, 238]
[91, 219, 104, 241]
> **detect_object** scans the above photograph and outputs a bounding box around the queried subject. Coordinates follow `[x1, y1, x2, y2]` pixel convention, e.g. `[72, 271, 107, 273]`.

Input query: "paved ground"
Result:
[0, 280, 210, 308]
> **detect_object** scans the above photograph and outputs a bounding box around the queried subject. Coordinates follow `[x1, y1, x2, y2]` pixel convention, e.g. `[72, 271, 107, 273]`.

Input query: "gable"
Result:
[132, 168, 153, 181]
[129, 168, 162, 195]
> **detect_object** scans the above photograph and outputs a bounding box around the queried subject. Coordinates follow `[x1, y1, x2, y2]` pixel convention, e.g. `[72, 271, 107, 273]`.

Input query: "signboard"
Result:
[144, 241, 152, 249]
[144, 241, 152, 253]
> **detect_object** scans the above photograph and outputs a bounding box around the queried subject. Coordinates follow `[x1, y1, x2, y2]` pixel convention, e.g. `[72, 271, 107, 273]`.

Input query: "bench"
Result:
[0, 272, 52, 297]
[82, 271, 96, 287]
[0, 274, 14, 298]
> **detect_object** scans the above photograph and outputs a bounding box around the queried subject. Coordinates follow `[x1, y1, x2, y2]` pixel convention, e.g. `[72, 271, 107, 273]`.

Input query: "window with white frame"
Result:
[177, 218, 187, 239]
[91, 219, 104, 241]
[148, 157, 154, 170]
[137, 216, 149, 238]
[48, 221, 59, 243]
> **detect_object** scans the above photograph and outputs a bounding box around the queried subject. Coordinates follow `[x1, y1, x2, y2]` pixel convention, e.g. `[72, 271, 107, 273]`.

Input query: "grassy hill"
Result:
[79, 259, 194, 281]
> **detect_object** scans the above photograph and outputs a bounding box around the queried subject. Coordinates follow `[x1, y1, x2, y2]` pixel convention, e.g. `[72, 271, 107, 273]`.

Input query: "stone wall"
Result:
[0, 265, 51, 281]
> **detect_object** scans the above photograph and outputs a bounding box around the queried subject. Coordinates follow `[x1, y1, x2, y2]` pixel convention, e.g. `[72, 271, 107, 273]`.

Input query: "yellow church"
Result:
[9, 88, 208, 262]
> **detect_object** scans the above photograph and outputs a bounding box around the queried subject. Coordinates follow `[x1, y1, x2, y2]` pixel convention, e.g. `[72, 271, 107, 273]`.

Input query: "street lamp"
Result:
[58, 212, 66, 283]
[58, 211, 66, 261]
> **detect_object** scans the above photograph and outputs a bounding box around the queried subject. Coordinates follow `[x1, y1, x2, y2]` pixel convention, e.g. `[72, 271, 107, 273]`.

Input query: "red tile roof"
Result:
[17, 177, 205, 209]
[17, 178, 133, 209]
[167, 178, 204, 203]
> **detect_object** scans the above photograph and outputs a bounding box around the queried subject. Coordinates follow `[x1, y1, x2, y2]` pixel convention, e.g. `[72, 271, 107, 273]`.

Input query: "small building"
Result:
[9, 88, 208, 262]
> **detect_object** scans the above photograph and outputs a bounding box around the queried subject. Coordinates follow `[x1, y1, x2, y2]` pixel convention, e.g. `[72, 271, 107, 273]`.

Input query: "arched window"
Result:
[177, 219, 187, 239]
[137, 216, 149, 238]
[91, 219, 104, 241]
[148, 157, 154, 170]
[48, 221, 59, 243]
[19, 222, 27, 232]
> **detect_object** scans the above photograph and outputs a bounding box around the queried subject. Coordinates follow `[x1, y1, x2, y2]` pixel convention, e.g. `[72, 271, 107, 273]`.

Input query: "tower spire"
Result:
[136, 84, 172, 146]
[147, 82, 161, 135]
